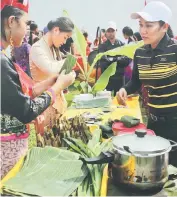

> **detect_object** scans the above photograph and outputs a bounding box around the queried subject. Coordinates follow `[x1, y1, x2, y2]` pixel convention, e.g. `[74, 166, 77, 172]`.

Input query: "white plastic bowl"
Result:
[73, 94, 93, 102]
[96, 91, 111, 97]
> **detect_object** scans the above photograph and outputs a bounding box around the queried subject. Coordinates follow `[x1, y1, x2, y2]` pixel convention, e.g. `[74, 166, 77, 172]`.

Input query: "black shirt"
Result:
[98, 39, 131, 77]
[124, 34, 177, 115]
[99, 39, 124, 52]
[1, 52, 51, 133]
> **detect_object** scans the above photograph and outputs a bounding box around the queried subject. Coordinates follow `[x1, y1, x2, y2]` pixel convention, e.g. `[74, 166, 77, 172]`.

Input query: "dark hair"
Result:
[133, 32, 142, 41]
[18, 0, 24, 3]
[158, 21, 174, 38]
[47, 17, 74, 32]
[83, 32, 88, 38]
[28, 32, 39, 46]
[159, 20, 166, 27]
[28, 22, 39, 45]
[101, 29, 106, 33]
[27, 20, 35, 26]
[28, 31, 33, 45]
[1, 5, 24, 41]
[30, 22, 38, 31]
[167, 25, 174, 38]
[122, 26, 133, 37]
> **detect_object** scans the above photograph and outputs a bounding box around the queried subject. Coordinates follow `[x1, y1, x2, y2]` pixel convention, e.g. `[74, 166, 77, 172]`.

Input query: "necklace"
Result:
[42, 36, 56, 60]
[42, 37, 62, 61]
[42, 37, 56, 60]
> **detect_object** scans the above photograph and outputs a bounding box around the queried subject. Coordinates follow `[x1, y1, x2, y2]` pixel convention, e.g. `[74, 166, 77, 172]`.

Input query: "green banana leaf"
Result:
[77, 176, 94, 196]
[163, 179, 177, 196]
[65, 92, 75, 107]
[2, 147, 87, 196]
[72, 26, 87, 71]
[64, 130, 112, 196]
[63, 10, 87, 74]
[62, 10, 144, 96]
[59, 53, 77, 74]
[80, 81, 92, 93]
[66, 137, 94, 157]
[87, 129, 112, 156]
[104, 40, 144, 58]
[86, 130, 112, 196]
[87, 41, 144, 78]
[92, 62, 117, 93]
[64, 83, 81, 107]
[74, 80, 81, 88]
[87, 129, 101, 151]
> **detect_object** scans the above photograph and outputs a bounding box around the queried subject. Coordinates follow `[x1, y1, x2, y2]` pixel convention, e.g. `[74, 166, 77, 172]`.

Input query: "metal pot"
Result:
[82, 129, 177, 191]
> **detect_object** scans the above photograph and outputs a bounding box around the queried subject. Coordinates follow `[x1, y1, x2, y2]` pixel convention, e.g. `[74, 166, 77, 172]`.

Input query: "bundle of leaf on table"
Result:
[37, 115, 92, 148]
[1, 147, 87, 196]
[64, 129, 112, 196]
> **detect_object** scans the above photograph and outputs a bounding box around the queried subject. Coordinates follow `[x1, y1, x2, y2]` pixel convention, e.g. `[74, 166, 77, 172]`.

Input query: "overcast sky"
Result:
[29, 0, 177, 41]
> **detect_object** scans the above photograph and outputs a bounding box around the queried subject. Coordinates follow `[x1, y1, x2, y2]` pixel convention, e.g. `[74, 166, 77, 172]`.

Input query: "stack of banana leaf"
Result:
[1, 147, 88, 196]
[2, 130, 112, 196]
[37, 115, 92, 148]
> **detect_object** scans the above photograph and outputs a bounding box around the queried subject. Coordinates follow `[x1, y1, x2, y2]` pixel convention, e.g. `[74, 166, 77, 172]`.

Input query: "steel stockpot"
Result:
[82, 129, 177, 190]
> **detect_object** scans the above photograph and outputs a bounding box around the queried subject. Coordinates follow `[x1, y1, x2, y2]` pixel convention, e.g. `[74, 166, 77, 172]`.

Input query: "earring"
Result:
[10, 32, 14, 59]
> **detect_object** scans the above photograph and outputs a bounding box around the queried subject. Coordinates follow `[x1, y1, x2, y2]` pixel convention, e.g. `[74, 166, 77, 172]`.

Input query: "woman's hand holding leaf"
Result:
[52, 71, 76, 93]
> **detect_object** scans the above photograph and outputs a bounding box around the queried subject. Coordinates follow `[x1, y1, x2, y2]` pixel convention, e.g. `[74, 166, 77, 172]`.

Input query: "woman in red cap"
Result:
[0, 0, 76, 178]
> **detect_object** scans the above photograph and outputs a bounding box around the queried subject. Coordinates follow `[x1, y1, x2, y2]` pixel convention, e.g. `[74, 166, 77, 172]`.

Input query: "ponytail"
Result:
[47, 17, 74, 32]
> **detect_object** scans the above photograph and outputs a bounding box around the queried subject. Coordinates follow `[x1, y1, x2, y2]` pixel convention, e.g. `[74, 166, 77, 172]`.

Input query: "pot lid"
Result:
[113, 129, 171, 155]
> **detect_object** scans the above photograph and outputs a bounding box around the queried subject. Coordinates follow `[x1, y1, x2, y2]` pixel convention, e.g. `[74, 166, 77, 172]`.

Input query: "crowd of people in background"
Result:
[6, 10, 177, 118]
[11, 16, 177, 112]
[10, 16, 177, 117]
[12, 18, 177, 83]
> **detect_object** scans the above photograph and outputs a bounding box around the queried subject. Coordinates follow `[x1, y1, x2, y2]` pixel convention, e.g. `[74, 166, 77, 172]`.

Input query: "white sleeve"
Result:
[30, 45, 65, 74]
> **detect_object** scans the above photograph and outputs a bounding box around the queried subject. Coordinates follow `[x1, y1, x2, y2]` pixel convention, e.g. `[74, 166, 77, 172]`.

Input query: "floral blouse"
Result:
[13, 38, 31, 77]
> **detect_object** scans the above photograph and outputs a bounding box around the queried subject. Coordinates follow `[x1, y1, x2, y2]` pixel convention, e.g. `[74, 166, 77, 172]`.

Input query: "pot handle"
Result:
[123, 146, 133, 154]
[80, 151, 114, 164]
[169, 140, 177, 151]
[123, 146, 149, 156]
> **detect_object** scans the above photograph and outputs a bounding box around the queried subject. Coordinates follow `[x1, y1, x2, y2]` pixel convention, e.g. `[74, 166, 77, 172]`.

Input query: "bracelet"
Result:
[46, 88, 56, 105]
[32, 87, 37, 99]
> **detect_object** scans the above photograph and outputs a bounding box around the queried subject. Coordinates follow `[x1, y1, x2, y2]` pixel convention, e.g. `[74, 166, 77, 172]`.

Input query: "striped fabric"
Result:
[125, 34, 177, 115]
